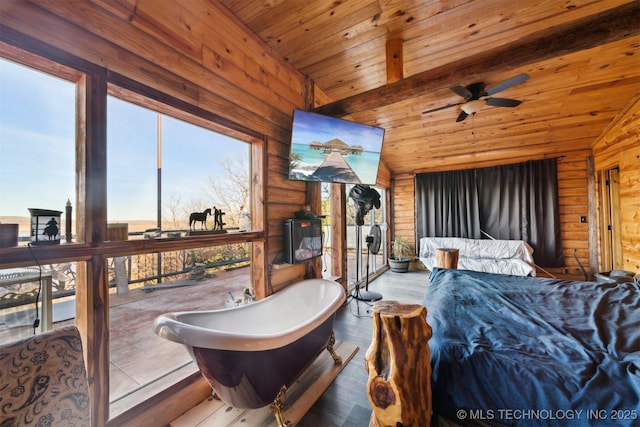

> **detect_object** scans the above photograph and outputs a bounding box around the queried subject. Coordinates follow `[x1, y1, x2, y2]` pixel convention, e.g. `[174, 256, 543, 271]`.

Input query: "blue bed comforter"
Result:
[424, 268, 640, 426]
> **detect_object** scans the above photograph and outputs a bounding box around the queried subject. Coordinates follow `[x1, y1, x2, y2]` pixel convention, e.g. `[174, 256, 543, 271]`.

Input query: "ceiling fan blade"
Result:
[450, 85, 473, 100]
[456, 110, 469, 122]
[485, 97, 522, 107]
[485, 73, 529, 96]
[422, 102, 463, 115]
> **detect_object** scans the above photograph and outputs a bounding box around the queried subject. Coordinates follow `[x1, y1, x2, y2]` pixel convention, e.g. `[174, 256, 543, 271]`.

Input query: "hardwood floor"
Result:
[299, 268, 430, 426]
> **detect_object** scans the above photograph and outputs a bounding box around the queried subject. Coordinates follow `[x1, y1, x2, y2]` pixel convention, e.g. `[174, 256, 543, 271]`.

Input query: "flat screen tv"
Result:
[287, 109, 385, 185]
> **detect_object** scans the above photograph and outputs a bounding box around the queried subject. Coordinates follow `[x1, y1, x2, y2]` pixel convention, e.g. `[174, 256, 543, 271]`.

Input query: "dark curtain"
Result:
[415, 158, 564, 267]
[415, 169, 481, 239]
[476, 159, 563, 266]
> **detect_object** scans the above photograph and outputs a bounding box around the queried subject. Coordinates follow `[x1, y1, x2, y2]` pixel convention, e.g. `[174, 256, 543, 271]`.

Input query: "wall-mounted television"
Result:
[287, 109, 385, 185]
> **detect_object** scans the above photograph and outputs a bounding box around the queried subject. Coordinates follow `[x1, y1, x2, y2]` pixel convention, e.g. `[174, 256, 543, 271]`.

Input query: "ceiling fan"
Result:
[423, 73, 529, 122]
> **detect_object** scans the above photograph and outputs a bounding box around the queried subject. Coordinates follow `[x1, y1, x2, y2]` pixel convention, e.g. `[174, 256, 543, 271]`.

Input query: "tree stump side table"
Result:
[365, 301, 432, 427]
[435, 248, 459, 269]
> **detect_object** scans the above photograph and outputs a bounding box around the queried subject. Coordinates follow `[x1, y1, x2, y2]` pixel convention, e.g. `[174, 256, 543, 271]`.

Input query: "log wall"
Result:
[0, 0, 311, 285]
[0, 1, 315, 424]
[392, 102, 640, 279]
[391, 150, 602, 281]
[556, 152, 594, 279]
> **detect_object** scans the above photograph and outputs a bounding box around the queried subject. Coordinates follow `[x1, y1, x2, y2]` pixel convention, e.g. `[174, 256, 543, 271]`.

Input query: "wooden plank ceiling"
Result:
[220, 0, 640, 175]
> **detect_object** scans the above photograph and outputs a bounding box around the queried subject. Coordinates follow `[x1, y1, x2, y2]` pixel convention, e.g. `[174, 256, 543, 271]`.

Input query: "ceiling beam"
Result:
[386, 38, 403, 84]
[313, 2, 639, 117]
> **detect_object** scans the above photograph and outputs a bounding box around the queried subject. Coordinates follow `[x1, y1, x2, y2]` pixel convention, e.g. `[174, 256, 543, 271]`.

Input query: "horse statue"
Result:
[189, 208, 212, 230]
[213, 207, 226, 230]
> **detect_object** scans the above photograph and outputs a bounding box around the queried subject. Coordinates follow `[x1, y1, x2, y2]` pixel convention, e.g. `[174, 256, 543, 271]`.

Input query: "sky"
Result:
[0, 57, 249, 222]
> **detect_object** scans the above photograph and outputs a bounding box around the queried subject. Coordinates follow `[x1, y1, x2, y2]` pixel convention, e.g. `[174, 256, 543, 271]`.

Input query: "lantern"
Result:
[29, 208, 63, 245]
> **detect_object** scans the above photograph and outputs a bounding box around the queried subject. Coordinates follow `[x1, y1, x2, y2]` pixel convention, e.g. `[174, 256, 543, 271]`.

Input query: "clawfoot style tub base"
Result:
[269, 385, 292, 427]
[266, 331, 343, 426]
[171, 337, 359, 426]
[326, 330, 342, 365]
[193, 318, 337, 409]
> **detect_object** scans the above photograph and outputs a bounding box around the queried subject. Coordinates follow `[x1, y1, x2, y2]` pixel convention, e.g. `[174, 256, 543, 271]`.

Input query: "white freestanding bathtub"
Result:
[154, 278, 346, 409]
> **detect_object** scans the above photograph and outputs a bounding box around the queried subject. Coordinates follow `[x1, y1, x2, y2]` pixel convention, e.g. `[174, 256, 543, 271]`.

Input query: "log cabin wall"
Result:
[0, 1, 313, 287]
[0, 0, 320, 424]
[391, 173, 416, 256]
[391, 94, 639, 279]
[593, 97, 640, 273]
[390, 149, 598, 281]
[556, 151, 594, 280]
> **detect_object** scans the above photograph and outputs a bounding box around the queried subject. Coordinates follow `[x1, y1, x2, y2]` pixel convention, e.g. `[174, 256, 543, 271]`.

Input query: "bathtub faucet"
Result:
[243, 288, 255, 305]
[226, 291, 241, 307]
[226, 290, 255, 306]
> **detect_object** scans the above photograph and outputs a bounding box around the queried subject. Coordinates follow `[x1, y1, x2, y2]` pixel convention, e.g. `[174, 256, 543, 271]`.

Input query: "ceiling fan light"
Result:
[462, 99, 484, 115]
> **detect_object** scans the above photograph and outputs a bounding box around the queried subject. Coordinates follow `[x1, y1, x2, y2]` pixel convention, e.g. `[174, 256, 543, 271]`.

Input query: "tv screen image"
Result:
[288, 109, 385, 185]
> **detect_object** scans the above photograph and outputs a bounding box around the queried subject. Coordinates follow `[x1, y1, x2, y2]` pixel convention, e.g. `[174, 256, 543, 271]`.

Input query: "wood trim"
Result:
[0, 22, 106, 76]
[609, 168, 623, 269]
[389, 177, 396, 256]
[78, 72, 109, 425]
[0, 33, 272, 426]
[306, 182, 323, 279]
[303, 75, 315, 111]
[330, 183, 347, 287]
[597, 169, 612, 272]
[106, 76, 264, 142]
[0, 40, 83, 82]
[385, 38, 403, 84]
[314, 2, 639, 116]
[586, 157, 598, 278]
[0, 232, 266, 270]
[252, 136, 268, 299]
[106, 374, 211, 427]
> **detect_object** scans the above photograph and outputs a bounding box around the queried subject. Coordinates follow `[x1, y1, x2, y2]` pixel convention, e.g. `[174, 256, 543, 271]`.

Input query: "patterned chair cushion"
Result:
[0, 325, 90, 427]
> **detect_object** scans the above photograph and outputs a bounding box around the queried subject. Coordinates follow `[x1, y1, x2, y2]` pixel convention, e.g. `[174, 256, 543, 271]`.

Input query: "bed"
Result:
[423, 267, 640, 427]
[419, 237, 536, 277]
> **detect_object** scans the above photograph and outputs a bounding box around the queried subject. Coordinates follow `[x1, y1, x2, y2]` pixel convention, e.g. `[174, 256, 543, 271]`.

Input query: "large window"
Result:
[345, 184, 387, 285]
[1, 51, 264, 422]
[0, 58, 79, 345]
[320, 183, 388, 285]
[107, 96, 251, 233]
[106, 92, 253, 412]
[0, 58, 76, 242]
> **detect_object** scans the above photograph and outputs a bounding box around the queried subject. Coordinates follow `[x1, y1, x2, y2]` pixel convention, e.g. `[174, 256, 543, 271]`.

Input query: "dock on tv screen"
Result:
[287, 109, 384, 185]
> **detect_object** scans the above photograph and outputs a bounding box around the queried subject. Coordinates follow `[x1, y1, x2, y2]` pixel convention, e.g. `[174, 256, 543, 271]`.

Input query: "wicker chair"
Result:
[0, 325, 90, 426]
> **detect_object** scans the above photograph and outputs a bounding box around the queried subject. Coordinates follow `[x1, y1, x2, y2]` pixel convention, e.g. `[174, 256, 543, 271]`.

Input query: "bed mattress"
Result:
[424, 268, 640, 426]
[419, 237, 536, 277]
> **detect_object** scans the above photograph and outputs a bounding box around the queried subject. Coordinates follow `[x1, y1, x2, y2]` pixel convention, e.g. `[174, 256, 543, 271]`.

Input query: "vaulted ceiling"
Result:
[220, 0, 640, 175]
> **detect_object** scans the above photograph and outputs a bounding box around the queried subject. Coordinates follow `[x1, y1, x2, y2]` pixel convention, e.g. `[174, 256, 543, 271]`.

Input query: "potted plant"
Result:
[389, 236, 412, 273]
